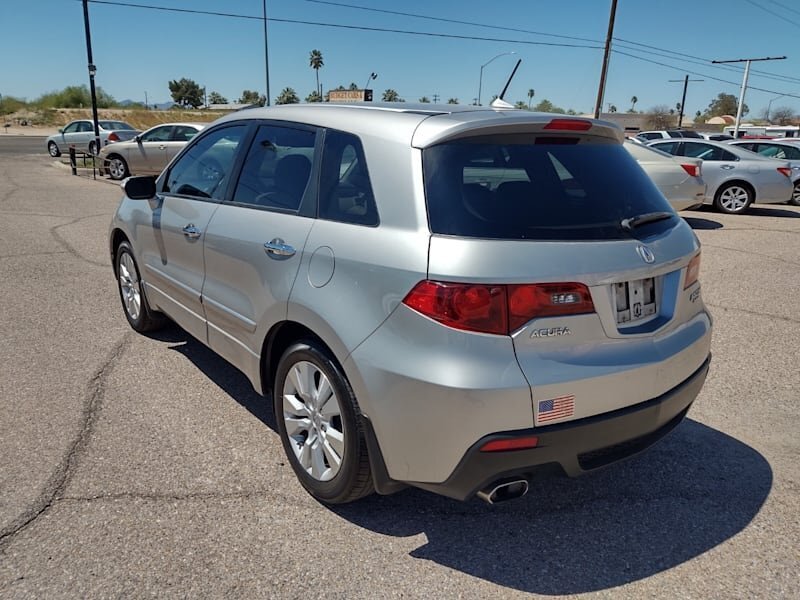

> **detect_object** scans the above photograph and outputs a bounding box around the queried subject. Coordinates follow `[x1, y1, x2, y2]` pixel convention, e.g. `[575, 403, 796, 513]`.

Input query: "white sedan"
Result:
[624, 140, 705, 211]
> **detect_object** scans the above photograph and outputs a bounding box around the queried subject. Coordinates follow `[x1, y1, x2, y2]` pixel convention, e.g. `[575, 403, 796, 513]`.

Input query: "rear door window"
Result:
[423, 135, 674, 241]
[318, 130, 378, 226]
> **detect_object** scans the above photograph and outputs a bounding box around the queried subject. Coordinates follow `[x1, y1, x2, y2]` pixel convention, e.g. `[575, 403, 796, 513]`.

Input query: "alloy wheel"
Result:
[118, 252, 141, 321]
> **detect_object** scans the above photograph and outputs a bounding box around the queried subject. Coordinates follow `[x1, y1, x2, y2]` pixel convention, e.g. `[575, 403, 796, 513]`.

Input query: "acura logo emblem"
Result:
[637, 245, 655, 263]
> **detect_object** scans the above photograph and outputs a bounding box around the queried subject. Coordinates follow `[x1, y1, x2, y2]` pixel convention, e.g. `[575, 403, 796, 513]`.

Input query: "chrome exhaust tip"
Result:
[476, 479, 529, 504]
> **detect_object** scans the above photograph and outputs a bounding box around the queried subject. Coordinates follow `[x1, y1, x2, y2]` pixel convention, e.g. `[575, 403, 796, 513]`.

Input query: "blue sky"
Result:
[3, 0, 800, 118]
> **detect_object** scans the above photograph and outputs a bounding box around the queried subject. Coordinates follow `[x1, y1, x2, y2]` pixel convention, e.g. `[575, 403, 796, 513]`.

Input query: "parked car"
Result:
[46, 120, 139, 157]
[697, 132, 734, 142]
[99, 122, 206, 180]
[728, 139, 800, 205]
[624, 139, 705, 211]
[109, 104, 712, 505]
[636, 130, 703, 142]
[647, 138, 793, 214]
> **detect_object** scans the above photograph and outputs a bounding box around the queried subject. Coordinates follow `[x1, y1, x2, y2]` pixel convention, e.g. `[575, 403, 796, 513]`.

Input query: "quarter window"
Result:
[319, 130, 378, 226]
[163, 124, 247, 199]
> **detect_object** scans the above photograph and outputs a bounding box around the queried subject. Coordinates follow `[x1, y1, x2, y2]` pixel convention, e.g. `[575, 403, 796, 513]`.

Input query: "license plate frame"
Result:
[615, 277, 657, 324]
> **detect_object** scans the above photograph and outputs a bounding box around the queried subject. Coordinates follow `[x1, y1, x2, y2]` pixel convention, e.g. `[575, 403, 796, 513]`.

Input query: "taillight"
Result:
[543, 119, 592, 131]
[684, 252, 701, 289]
[681, 163, 701, 177]
[777, 167, 792, 178]
[480, 435, 539, 452]
[107, 132, 120, 142]
[402, 281, 594, 335]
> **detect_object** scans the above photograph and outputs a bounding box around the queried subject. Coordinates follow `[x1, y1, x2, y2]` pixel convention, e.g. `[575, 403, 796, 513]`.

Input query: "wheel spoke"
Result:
[322, 427, 344, 462]
[317, 377, 338, 417]
[310, 440, 328, 480]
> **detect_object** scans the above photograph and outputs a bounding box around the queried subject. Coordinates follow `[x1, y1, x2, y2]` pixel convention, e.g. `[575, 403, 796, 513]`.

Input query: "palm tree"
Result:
[419, 96, 430, 103]
[527, 88, 535, 109]
[630, 95, 638, 112]
[447, 98, 458, 104]
[309, 49, 324, 96]
[382, 89, 400, 102]
[276, 87, 299, 105]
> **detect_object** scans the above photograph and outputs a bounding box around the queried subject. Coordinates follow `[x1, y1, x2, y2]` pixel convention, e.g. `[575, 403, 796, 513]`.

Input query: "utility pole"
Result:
[594, 0, 618, 119]
[82, 0, 101, 155]
[262, 0, 271, 106]
[669, 75, 703, 128]
[432, 93, 440, 103]
[711, 56, 786, 137]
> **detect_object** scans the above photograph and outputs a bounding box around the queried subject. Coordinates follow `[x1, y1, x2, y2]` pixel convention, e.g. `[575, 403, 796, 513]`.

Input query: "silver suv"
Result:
[109, 104, 712, 505]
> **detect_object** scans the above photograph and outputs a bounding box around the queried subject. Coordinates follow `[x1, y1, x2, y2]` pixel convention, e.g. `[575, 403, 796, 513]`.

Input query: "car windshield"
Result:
[99, 121, 134, 130]
[423, 135, 674, 241]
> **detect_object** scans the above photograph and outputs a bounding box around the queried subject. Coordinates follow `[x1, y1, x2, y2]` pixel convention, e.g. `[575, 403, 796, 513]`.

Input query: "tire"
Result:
[48, 142, 60, 157]
[114, 241, 166, 332]
[88, 141, 97, 156]
[789, 181, 800, 207]
[714, 182, 753, 214]
[107, 155, 129, 180]
[273, 340, 374, 504]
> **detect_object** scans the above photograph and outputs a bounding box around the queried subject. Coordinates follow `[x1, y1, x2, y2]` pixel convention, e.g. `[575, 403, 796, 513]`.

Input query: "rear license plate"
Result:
[615, 277, 656, 324]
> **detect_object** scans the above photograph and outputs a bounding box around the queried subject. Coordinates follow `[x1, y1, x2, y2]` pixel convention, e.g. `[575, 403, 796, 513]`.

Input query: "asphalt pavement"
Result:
[0, 146, 798, 598]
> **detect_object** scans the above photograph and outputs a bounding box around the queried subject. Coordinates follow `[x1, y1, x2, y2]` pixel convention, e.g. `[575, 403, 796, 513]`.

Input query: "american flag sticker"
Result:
[538, 395, 575, 423]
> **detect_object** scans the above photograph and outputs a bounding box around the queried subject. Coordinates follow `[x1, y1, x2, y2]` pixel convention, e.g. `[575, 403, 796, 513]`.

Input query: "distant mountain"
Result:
[118, 99, 174, 110]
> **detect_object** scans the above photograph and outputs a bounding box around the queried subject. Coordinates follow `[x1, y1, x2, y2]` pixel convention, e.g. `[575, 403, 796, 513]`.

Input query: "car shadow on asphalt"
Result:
[682, 216, 723, 230]
[332, 420, 772, 594]
[153, 323, 277, 432]
[151, 326, 772, 596]
[744, 205, 800, 218]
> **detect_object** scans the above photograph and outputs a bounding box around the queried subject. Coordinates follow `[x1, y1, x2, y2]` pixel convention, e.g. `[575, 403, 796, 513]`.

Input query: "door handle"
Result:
[158, 145, 166, 150]
[264, 238, 296, 259]
[721, 164, 735, 170]
[182, 224, 202, 240]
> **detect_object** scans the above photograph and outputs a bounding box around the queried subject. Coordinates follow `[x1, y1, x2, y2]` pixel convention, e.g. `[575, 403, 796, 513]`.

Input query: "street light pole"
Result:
[477, 51, 515, 106]
[766, 94, 786, 123]
[712, 56, 786, 138]
[82, 0, 101, 155]
[262, 0, 271, 106]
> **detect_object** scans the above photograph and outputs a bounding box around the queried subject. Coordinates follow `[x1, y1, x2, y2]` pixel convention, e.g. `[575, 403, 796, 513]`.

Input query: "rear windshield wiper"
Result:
[621, 211, 674, 231]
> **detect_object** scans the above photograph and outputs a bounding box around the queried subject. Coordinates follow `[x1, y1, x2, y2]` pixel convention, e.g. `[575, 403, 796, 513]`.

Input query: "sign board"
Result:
[328, 89, 373, 102]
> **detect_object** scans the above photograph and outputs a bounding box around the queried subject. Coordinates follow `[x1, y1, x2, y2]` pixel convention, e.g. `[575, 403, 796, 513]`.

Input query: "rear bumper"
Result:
[403, 354, 710, 501]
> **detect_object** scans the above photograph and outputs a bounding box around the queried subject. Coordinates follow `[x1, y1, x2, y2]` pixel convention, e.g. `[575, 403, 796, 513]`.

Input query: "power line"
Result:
[744, 0, 800, 29]
[82, 0, 603, 49]
[766, 0, 800, 18]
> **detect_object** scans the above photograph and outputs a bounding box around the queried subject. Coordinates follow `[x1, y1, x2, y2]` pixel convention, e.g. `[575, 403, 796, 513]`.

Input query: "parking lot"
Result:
[0, 138, 798, 598]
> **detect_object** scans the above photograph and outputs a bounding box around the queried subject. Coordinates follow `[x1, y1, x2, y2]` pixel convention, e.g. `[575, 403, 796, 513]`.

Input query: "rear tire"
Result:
[115, 241, 166, 332]
[789, 181, 800, 207]
[714, 182, 753, 214]
[273, 340, 374, 504]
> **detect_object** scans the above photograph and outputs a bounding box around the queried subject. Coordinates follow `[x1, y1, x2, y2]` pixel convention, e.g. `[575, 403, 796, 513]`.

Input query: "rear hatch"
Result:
[416, 115, 710, 425]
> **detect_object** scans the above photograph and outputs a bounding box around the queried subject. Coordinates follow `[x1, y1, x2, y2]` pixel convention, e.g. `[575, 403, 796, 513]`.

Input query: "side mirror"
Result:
[134, 134, 142, 143]
[58, 128, 64, 133]
[122, 175, 157, 199]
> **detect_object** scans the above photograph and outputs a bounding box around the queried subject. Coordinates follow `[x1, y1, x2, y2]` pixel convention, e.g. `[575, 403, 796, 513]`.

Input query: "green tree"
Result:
[309, 49, 324, 96]
[630, 95, 638, 112]
[168, 78, 203, 108]
[447, 98, 458, 104]
[419, 96, 430, 103]
[275, 87, 299, 105]
[707, 92, 747, 117]
[515, 100, 527, 109]
[532, 99, 565, 114]
[527, 88, 535, 109]
[609, 104, 618, 113]
[382, 89, 401, 102]
[306, 90, 322, 103]
[35, 85, 116, 109]
[208, 91, 228, 104]
[239, 90, 266, 106]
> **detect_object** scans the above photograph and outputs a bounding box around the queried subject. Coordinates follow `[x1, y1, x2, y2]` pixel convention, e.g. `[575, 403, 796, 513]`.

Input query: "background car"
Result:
[46, 119, 139, 157]
[728, 139, 800, 205]
[99, 122, 206, 180]
[647, 138, 793, 214]
[636, 130, 703, 142]
[624, 139, 705, 211]
[109, 105, 711, 505]
[697, 132, 734, 141]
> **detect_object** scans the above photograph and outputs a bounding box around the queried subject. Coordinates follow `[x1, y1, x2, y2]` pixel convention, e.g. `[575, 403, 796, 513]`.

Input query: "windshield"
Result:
[423, 136, 674, 241]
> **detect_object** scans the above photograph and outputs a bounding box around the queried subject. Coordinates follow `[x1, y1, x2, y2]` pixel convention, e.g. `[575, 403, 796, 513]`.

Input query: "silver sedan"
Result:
[99, 122, 206, 180]
[728, 139, 800, 206]
[647, 138, 793, 214]
[624, 140, 705, 211]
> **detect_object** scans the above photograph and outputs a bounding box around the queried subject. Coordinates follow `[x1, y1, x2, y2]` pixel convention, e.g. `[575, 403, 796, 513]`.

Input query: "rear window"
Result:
[423, 136, 674, 241]
[99, 121, 134, 130]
